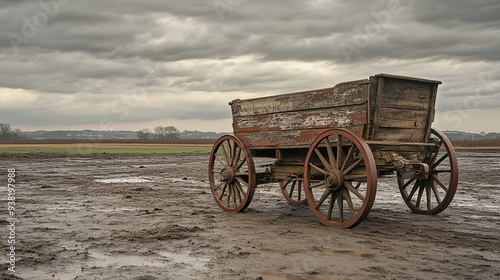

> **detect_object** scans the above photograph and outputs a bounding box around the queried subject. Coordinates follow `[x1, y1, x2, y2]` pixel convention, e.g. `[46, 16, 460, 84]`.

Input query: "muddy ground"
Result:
[0, 150, 499, 280]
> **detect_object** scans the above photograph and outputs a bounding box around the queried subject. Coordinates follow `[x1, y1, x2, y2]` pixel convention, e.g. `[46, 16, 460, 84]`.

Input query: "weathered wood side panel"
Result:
[377, 108, 428, 128]
[231, 80, 369, 149]
[371, 76, 440, 143]
[230, 80, 369, 118]
[235, 125, 365, 149]
[233, 105, 367, 133]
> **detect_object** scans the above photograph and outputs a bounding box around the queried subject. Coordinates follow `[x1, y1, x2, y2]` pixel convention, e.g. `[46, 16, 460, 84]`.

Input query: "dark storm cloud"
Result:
[3, 0, 499, 62]
[0, 0, 499, 131]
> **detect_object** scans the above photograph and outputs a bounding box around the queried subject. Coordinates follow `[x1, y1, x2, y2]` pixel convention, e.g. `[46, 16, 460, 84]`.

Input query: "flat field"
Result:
[0, 149, 499, 280]
[0, 140, 214, 154]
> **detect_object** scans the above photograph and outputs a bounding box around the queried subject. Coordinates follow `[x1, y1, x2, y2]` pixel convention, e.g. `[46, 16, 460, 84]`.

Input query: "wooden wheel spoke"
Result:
[234, 157, 247, 171]
[315, 148, 332, 170]
[234, 183, 243, 203]
[344, 174, 367, 180]
[327, 192, 335, 221]
[336, 135, 343, 170]
[309, 163, 329, 175]
[282, 179, 291, 190]
[235, 180, 247, 197]
[431, 181, 441, 204]
[431, 174, 448, 192]
[432, 153, 449, 169]
[219, 183, 228, 200]
[221, 141, 230, 165]
[297, 180, 302, 201]
[429, 141, 443, 165]
[343, 188, 356, 217]
[309, 181, 326, 189]
[325, 137, 336, 169]
[401, 177, 416, 190]
[345, 181, 365, 201]
[289, 180, 297, 199]
[228, 140, 235, 166]
[337, 190, 344, 223]
[214, 181, 224, 191]
[343, 158, 363, 175]
[236, 176, 249, 187]
[214, 153, 227, 168]
[232, 146, 242, 167]
[341, 142, 355, 172]
[426, 182, 432, 210]
[234, 184, 239, 206]
[226, 183, 232, 206]
[416, 183, 425, 208]
[434, 169, 451, 174]
[408, 180, 420, 201]
[315, 188, 332, 210]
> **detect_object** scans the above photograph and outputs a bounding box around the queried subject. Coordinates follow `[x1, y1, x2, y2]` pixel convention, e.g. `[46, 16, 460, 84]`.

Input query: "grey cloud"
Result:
[0, 0, 499, 131]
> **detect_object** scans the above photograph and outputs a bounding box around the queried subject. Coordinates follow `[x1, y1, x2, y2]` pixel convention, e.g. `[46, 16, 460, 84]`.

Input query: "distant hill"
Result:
[19, 129, 499, 141]
[442, 131, 499, 140]
[22, 129, 229, 140]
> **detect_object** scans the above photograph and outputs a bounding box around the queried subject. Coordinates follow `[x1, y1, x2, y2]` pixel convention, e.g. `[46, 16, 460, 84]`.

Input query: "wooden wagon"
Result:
[208, 74, 458, 228]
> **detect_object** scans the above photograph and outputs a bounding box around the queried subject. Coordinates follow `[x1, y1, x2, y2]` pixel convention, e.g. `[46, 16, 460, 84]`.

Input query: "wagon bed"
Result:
[231, 74, 440, 148]
[208, 74, 458, 228]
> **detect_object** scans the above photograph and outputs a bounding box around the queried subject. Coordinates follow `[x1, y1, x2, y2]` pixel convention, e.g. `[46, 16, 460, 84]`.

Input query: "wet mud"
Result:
[0, 150, 499, 279]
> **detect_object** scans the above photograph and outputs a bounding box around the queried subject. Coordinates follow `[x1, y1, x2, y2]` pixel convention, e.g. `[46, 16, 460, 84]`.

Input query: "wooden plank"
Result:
[374, 127, 426, 142]
[370, 76, 385, 141]
[379, 78, 433, 111]
[230, 80, 369, 118]
[376, 107, 428, 129]
[367, 75, 379, 140]
[232, 104, 367, 133]
[377, 119, 427, 129]
[424, 84, 439, 141]
[377, 73, 441, 85]
[235, 125, 365, 149]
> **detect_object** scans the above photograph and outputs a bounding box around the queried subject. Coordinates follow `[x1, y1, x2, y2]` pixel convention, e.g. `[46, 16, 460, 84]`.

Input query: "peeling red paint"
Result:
[229, 80, 371, 149]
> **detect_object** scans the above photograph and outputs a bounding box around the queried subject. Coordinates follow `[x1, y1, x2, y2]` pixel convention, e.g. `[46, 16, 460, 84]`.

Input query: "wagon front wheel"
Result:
[208, 135, 256, 212]
[398, 128, 458, 214]
[304, 129, 377, 228]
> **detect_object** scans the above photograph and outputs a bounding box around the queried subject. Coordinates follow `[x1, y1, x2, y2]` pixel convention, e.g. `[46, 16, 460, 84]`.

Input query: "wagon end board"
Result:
[369, 74, 441, 143]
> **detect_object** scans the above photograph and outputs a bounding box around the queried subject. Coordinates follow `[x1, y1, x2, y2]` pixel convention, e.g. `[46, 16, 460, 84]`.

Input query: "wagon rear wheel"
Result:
[398, 128, 458, 214]
[304, 129, 377, 228]
[208, 135, 256, 212]
[280, 175, 307, 204]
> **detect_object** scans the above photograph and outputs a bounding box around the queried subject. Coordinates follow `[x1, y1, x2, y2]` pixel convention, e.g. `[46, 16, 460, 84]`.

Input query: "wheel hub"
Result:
[220, 167, 236, 183]
[325, 169, 344, 191]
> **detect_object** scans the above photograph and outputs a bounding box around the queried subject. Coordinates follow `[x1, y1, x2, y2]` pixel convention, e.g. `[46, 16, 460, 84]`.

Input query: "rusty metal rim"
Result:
[304, 128, 377, 228]
[208, 135, 256, 212]
[398, 128, 459, 214]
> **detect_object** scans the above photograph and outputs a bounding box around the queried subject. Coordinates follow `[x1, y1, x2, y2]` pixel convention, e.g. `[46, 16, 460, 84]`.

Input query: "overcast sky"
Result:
[1, 0, 499, 133]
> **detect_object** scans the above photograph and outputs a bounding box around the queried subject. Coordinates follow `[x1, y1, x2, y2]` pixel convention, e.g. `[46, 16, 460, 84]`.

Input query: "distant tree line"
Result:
[0, 123, 26, 141]
[137, 126, 180, 140]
